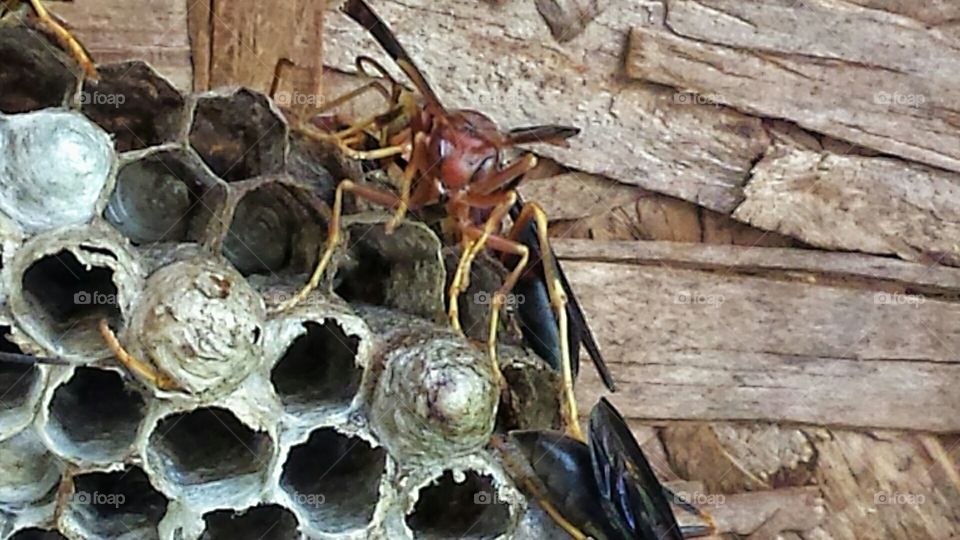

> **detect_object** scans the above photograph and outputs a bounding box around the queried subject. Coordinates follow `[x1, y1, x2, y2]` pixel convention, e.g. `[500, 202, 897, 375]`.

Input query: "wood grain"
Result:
[48, 0, 192, 89]
[187, 0, 325, 99]
[557, 239, 960, 432]
[626, 0, 960, 174]
[733, 143, 960, 266]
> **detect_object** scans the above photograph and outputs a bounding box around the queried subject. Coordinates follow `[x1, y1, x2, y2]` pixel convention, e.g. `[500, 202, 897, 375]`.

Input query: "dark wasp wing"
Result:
[509, 430, 622, 539]
[508, 195, 616, 391]
[589, 398, 683, 540]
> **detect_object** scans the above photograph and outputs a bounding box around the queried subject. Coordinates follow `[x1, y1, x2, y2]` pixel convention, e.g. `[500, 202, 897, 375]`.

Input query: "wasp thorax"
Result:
[123, 258, 265, 395]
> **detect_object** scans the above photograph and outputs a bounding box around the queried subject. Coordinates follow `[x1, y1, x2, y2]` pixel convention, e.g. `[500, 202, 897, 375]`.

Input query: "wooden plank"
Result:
[187, 0, 325, 100]
[557, 240, 960, 431]
[555, 239, 960, 292]
[52, 0, 192, 89]
[664, 424, 960, 540]
[732, 143, 960, 266]
[625, 0, 960, 175]
[321, 0, 770, 213]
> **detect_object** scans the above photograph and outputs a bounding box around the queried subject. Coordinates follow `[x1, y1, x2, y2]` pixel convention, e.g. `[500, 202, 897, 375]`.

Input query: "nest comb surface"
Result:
[0, 24, 571, 540]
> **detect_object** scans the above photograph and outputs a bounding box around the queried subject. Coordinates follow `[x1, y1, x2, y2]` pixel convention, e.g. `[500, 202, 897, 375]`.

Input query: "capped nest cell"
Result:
[0, 29, 566, 539]
[0, 25, 78, 113]
[105, 146, 226, 245]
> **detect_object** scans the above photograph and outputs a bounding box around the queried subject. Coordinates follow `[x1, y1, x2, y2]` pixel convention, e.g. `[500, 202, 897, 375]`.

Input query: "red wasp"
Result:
[275, 0, 615, 440]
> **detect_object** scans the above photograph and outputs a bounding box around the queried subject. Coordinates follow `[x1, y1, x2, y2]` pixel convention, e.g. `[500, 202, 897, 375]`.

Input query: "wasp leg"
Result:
[98, 319, 180, 391]
[272, 180, 401, 313]
[385, 131, 427, 233]
[508, 200, 582, 441]
[447, 236, 478, 335]
[490, 436, 592, 540]
[23, 0, 97, 79]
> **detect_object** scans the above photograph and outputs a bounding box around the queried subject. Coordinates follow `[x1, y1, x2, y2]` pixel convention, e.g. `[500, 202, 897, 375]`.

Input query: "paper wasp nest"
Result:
[0, 23, 568, 540]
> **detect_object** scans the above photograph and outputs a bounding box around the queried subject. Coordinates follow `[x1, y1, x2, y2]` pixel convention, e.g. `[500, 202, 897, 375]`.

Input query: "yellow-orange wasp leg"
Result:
[505, 200, 584, 441]
[272, 180, 400, 313]
[98, 319, 180, 391]
[22, 0, 97, 79]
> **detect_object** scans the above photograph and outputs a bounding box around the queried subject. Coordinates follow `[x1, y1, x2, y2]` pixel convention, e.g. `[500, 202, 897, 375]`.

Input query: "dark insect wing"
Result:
[508, 195, 617, 391]
[509, 430, 620, 539]
[341, 0, 446, 110]
[589, 398, 683, 540]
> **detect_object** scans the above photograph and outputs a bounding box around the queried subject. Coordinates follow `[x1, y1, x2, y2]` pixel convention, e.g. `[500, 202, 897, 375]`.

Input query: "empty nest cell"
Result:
[188, 89, 286, 182]
[45, 367, 146, 463]
[333, 217, 446, 320]
[146, 407, 272, 490]
[80, 61, 185, 152]
[20, 249, 122, 356]
[105, 149, 225, 245]
[406, 470, 511, 539]
[8, 529, 68, 540]
[280, 428, 385, 533]
[270, 320, 362, 416]
[223, 184, 320, 276]
[0, 26, 76, 113]
[0, 326, 39, 418]
[200, 504, 301, 540]
[0, 428, 62, 507]
[63, 466, 167, 540]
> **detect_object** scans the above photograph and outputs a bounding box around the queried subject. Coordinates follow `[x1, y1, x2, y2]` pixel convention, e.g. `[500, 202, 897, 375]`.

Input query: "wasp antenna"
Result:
[0, 350, 73, 367]
[507, 125, 581, 147]
[341, 0, 446, 110]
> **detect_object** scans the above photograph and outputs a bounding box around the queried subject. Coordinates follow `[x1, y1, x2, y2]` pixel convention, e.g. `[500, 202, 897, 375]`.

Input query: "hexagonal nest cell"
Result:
[189, 89, 286, 182]
[20, 250, 122, 354]
[280, 428, 386, 533]
[201, 504, 301, 540]
[270, 320, 362, 416]
[105, 148, 225, 245]
[0, 428, 63, 507]
[0, 26, 77, 113]
[63, 466, 167, 540]
[147, 407, 272, 489]
[80, 61, 186, 152]
[8, 528, 68, 540]
[45, 367, 146, 462]
[222, 183, 322, 276]
[0, 326, 39, 415]
[406, 470, 511, 539]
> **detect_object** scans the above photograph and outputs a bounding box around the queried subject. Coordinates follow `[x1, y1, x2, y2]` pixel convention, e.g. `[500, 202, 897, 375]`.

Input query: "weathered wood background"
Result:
[52, 0, 959, 538]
